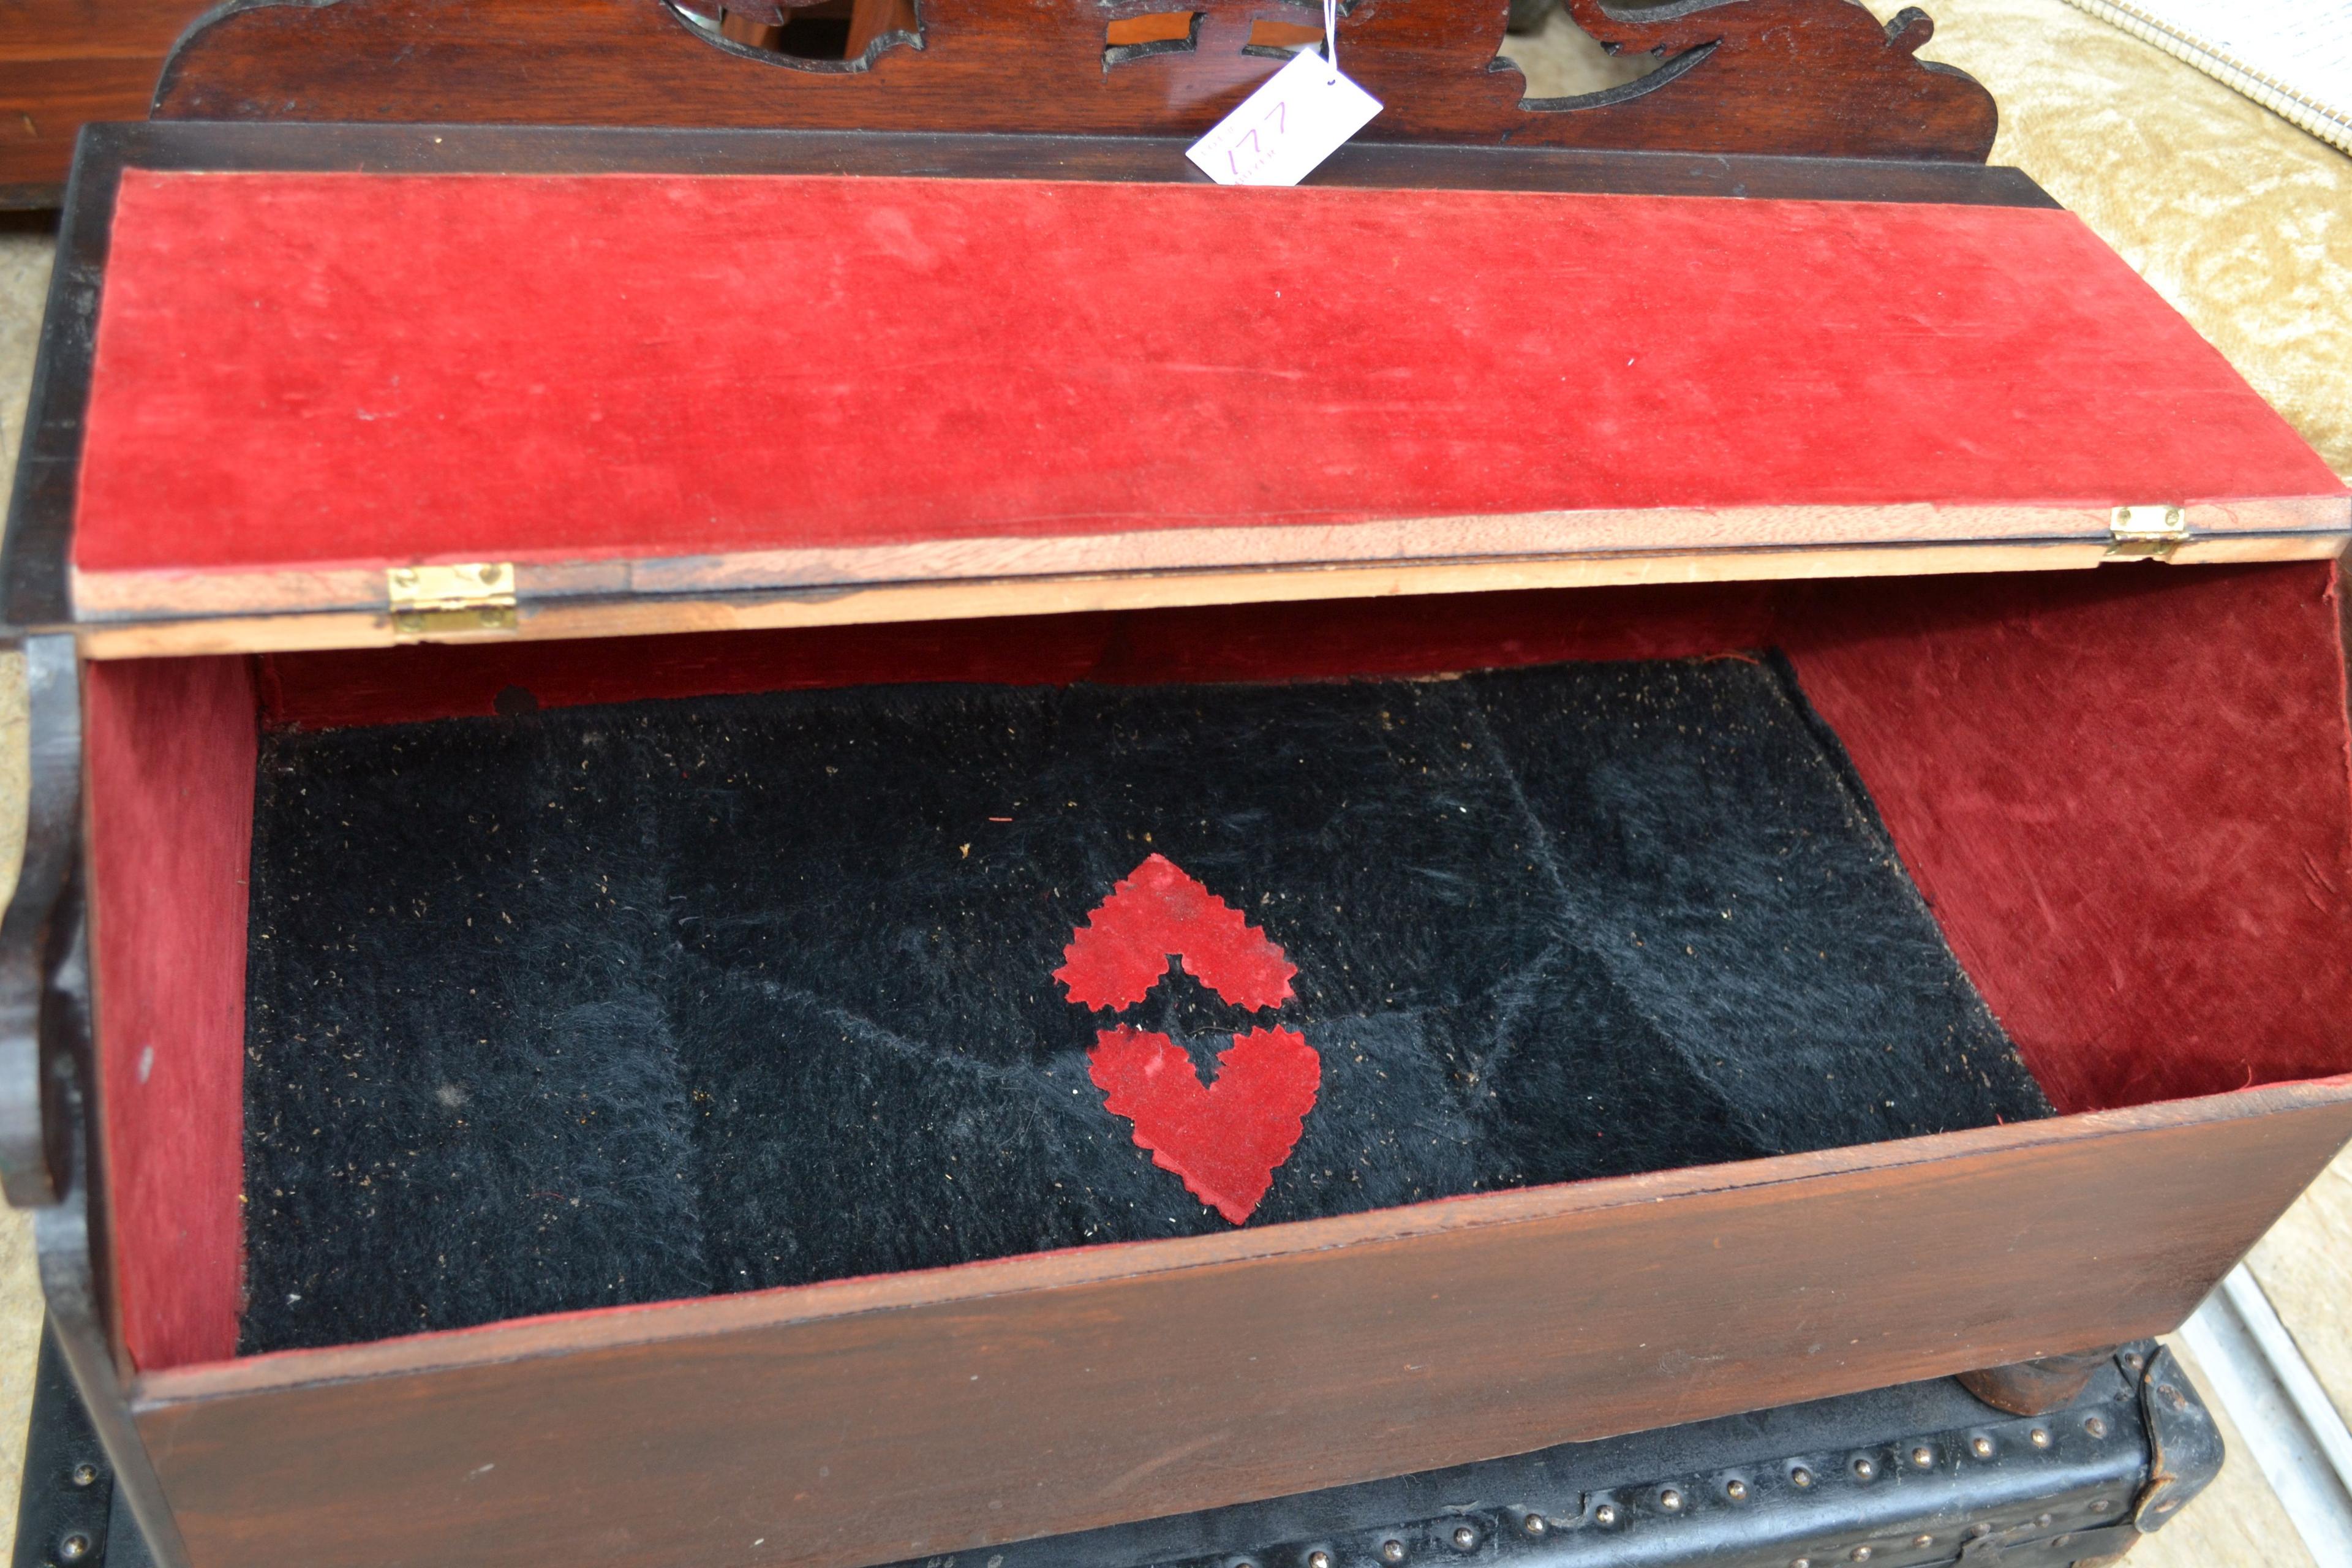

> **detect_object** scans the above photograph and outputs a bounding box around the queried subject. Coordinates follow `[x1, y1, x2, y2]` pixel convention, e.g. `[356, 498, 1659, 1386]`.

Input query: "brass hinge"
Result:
[387, 563, 518, 639]
[2105, 505, 2190, 561]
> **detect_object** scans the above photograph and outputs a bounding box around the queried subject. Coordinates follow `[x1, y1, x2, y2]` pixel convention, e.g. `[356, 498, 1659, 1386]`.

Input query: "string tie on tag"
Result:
[1323, 0, 1339, 80]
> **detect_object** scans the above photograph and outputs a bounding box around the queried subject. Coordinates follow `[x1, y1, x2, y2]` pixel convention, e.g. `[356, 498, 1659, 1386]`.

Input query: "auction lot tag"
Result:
[1186, 47, 1384, 187]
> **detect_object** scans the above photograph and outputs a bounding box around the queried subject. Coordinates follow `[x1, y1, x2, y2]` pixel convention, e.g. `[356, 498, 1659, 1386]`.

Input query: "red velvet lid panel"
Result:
[70, 168, 2348, 647]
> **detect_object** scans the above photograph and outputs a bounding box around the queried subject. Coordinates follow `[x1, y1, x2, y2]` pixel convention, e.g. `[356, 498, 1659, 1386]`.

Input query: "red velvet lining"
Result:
[77, 171, 2342, 576]
[100, 566, 2352, 1371]
[1785, 564, 2352, 1114]
[83, 656, 255, 1372]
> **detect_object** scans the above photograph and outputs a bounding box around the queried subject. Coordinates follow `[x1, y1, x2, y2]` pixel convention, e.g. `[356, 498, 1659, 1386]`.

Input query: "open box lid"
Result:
[7, 123, 2346, 659]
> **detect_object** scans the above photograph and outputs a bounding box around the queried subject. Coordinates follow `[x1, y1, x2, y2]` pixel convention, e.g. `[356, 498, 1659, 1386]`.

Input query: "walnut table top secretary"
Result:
[4, 4, 2351, 1567]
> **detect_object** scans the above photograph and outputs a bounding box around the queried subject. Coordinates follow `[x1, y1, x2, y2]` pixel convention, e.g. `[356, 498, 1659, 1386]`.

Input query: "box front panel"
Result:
[131, 1086, 2352, 1568]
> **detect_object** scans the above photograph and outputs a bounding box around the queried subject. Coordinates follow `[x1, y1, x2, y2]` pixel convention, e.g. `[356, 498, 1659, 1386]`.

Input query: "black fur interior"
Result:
[240, 657, 2050, 1354]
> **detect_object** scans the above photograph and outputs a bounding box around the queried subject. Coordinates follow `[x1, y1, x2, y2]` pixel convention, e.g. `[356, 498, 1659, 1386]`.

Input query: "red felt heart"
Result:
[1061, 854, 1318, 1224]
[1055, 853, 1297, 1012]
[1087, 1025, 1321, 1225]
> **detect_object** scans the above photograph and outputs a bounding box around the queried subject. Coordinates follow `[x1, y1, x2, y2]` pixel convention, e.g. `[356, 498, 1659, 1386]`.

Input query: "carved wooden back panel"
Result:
[154, 0, 1997, 160]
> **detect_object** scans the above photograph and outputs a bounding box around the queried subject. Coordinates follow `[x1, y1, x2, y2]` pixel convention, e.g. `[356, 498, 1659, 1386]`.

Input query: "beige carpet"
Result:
[0, 0, 2346, 1554]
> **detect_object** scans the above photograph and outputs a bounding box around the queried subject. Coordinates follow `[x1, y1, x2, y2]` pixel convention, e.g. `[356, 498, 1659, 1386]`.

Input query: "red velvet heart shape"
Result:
[1056, 853, 1297, 1012]
[1087, 1024, 1322, 1224]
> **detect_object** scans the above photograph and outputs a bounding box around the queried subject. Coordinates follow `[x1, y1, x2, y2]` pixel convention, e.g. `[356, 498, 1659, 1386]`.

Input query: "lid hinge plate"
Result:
[388, 564, 518, 638]
[2106, 505, 2190, 561]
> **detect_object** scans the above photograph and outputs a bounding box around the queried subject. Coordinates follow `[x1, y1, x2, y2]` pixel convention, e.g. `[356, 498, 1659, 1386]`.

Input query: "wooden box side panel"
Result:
[83, 655, 256, 1371]
[132, 1086, 2352, 1568]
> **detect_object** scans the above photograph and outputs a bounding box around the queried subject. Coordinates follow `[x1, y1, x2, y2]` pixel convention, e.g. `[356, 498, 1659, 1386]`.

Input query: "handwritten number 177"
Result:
[1227, 97, 1289, 180]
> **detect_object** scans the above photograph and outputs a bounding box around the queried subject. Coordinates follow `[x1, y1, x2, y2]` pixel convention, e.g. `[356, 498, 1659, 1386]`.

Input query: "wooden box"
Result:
[6, 116, 2352, 1568]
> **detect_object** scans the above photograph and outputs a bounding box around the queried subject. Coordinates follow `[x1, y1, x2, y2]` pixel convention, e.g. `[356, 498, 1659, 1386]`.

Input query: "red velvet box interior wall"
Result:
[86, 562, 2352, 1374]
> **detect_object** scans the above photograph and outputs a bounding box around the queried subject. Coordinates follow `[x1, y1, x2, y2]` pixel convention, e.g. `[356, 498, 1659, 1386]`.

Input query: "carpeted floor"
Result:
[0, 0, 2348, 1558]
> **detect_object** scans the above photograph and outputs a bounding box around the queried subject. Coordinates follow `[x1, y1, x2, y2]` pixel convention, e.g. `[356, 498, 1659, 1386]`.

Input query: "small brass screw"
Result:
[1521, 1516, 1545, 1538]
[1309, 1551, 1333, 1568]
[1852, 1457, 1879, 1482]
[2029, 1428, 2051, 1449]
[1791, 1467, 1815, 1489]
[1910, 1446, 1934, 1469]
[1659, 1489, 1683, 1513]
[1850, 1549, 1872, 1564]
[1970, 1436, 1994, 1458]
[1913, 1537, 1933, 1549]
[1450, 1526, 1477, 1551]
[1725, 1480, 1749, 1502]
[1381, 1544, 1406, 1564]
[57, 1535, 92, 1564]
[67, 1462, 97, 1488]
[2084, 1416, 2107, 1439]
[1594, 1504, 1620, 1528]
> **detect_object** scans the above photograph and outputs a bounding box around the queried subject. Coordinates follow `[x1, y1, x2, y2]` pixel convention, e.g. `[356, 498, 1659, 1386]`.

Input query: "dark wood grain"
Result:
[132, 1082, 2352, 1568]
[151, 0, 1997, 161]
[0, 0, 214, 205]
